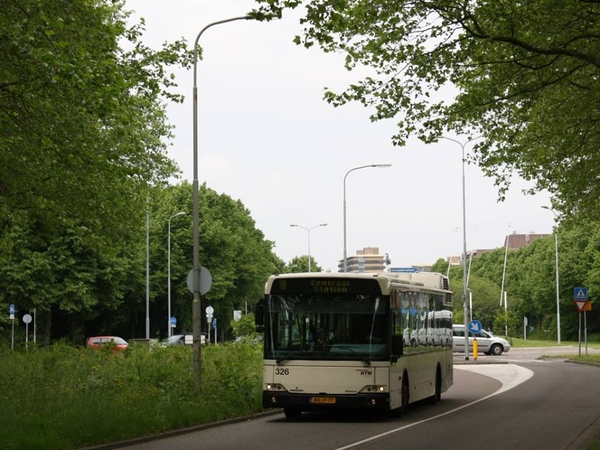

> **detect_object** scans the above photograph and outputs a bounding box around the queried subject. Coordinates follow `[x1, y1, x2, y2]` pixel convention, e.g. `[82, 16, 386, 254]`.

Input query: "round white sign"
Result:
[23, 314, 32, 324]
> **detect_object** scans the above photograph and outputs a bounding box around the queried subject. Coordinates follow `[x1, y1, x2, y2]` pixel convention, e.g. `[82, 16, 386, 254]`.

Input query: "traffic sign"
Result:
[468, 320, 483, 334]
[9, 304, 14, 320]
[574, 300, 590, 313]
[574, 287, 588, 300]
[390, 267, 419, 273]
[186, 267, 213, 295]
[170, 317, 177, 327]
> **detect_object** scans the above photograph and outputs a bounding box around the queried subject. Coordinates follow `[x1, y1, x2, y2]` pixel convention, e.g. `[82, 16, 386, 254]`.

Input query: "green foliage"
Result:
[0, 342, 263, 449]
[230, 313, 258, 339]
[0, 0, 193, 342]
[0, 0, 191, 238]
[155, 183, 281, 337]
[253, 0, 600, 219]
[283, 255, 323, 273]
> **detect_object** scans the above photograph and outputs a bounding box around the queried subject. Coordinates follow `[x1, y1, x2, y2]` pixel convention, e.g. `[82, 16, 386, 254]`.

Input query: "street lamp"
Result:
[440, 136, 482, 361]
[343, 164, 392, 272]
[290, 223, 328, 272]
[146, 198, 150, 339]
[192, 15, 252, 393]
[168, 211, 186, 338]
[542, 206, 561, 344]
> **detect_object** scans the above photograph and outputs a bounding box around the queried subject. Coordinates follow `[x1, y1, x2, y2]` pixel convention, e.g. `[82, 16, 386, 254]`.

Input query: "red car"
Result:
[86, 336, 128, 352]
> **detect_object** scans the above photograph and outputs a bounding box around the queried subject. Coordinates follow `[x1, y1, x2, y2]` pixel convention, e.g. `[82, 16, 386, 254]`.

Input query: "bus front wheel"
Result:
[427, 367, 442, 405]
[400, 376, 409, 415]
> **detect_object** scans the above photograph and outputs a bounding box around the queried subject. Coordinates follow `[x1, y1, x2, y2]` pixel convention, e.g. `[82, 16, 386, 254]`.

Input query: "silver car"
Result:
[452, 324, 510, 356]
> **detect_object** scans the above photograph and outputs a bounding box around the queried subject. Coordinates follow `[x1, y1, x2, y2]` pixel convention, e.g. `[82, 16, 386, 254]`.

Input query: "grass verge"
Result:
[0, 341, 263, 449]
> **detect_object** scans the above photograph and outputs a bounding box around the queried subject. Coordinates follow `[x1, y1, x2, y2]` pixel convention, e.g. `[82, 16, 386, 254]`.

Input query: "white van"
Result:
[452, 324, 510, 356]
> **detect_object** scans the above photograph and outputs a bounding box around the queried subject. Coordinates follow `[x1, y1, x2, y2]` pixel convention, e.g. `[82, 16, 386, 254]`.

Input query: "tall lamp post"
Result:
[500, 228, 511, 338]
[343, 164, 392, 272]
[168, 211, 186, 338]
[440, 136, 481, 360]
[542, 206, 561, 344]
[290, 223, 328, 272]
[192, 15, 251, 393]
[146, 198, 150, 339]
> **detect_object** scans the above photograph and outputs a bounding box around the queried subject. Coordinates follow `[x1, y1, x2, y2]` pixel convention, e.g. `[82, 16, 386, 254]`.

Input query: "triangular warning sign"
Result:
[574, 300, 588, 312]
[575, 289, 586, 299]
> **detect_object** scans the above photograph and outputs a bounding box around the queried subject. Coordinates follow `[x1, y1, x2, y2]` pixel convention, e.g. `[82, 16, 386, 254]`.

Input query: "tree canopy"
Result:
[253, 0, 600, 218]
[0, 0, 190, 244]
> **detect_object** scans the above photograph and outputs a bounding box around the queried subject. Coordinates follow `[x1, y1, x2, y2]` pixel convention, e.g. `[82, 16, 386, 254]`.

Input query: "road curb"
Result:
[80, 410, 282, 450]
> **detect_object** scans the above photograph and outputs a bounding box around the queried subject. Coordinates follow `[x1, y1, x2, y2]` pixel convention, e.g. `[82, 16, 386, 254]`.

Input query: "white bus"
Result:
[255, 272, 453, 418]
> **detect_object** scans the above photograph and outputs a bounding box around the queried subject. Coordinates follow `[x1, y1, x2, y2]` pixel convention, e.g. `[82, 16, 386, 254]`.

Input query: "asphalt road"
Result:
[89, 347, 600, 450]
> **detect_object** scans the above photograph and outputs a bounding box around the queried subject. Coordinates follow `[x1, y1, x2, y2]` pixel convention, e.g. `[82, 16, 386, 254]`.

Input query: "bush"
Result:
[0, 341, 264, 449]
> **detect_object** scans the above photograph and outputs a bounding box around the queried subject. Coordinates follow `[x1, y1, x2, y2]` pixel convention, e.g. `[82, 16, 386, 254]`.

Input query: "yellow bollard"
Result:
[473, 338, 478, 360]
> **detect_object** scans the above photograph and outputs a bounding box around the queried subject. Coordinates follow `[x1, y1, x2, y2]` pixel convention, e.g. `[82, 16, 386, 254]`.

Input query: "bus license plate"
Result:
[310, 396, 336, 404]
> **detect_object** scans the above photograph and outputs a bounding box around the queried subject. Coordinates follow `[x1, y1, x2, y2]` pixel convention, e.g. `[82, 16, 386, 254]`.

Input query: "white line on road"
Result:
[334, 364, 534, 450]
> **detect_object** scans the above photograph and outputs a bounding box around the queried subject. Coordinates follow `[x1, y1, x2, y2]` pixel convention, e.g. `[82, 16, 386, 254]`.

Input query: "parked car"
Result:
[86, 336, 128, 352]
[452, 324, 510, 356]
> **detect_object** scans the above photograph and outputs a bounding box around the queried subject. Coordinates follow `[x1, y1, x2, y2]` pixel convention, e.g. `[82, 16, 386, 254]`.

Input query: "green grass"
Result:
[511, 337, 600, 348]
[510, 338, 600, 365]
[0, 342, 264, 450]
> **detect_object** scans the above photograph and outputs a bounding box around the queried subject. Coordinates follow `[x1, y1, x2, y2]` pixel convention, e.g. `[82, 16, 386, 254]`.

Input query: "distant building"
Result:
[447, 231, 549, 264]
[447, 249, 493, 266]
[339, 246, 385, 273]
[503, 231, 549, 249]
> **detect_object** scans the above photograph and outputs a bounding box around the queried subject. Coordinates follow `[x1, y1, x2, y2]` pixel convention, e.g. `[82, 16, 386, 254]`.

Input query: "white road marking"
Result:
[334, 364, 534, 450]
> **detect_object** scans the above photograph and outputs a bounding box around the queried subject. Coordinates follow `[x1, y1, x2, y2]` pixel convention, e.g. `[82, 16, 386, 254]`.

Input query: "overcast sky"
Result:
[125, 0, 553, 272]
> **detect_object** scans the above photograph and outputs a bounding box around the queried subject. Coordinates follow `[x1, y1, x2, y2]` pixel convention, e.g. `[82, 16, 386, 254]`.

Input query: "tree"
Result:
[230, 313, 260, 341]
[283, 255, 323, 273]
[0, 0, 191, 343]
[253, 1, 600, 218]
[148, 182, 283, 339]
[0, 0, 190, 245]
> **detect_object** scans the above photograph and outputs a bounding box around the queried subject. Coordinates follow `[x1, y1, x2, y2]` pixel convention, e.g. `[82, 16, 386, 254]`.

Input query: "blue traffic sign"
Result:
[468, 320, 483, 334]
[574, 287, 588, 300]
[390, 267, 419, 273]
[212, 318, 217, 329]
[170, 317, 177, 326]
[9, 304, 15, 315]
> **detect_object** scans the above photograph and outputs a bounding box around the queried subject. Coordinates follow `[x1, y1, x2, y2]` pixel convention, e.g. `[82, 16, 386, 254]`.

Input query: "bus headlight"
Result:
[364, 385, 386, 392]
[265, 383, 284, 391]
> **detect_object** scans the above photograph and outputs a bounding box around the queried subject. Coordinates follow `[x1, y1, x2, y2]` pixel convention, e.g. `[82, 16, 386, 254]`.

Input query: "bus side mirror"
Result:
[255, 300, 264, 332]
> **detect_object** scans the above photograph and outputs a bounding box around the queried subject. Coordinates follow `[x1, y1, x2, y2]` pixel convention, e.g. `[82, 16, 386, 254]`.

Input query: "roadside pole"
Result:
[9, 304, 15, 350]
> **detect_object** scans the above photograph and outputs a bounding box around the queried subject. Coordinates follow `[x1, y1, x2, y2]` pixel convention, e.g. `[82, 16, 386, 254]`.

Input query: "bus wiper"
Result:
[333, 346, 371, 366]
[334, 345, 357, 354]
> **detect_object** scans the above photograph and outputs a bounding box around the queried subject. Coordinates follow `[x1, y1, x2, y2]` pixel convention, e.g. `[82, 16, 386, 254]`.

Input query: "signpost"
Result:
[23, 314, 32, 349]
[212, 317, 217, 345]
[573, 287, 591, 356]
[205, 305, 214, 345]
[468, 320, 482, 360]
[9, 304, 15, 350]
[468, 320, 482, 334]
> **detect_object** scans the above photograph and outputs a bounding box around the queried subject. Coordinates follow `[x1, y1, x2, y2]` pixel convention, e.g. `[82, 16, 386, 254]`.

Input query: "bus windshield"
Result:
[264, 293, 389, 362]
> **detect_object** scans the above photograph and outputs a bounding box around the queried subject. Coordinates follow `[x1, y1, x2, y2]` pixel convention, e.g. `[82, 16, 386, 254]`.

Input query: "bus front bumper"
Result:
[262, 391, 390, 411]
